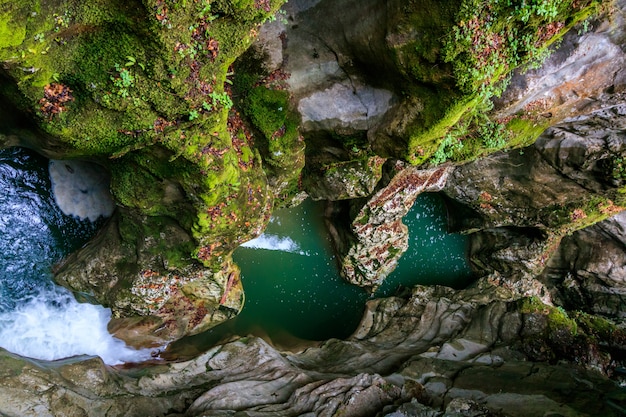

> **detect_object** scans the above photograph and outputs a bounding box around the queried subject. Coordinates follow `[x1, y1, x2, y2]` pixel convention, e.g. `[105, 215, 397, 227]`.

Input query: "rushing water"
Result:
[0, 147, 151, 365]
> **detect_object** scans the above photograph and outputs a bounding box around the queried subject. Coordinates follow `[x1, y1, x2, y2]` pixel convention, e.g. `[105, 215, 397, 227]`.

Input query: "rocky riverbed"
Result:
[1, 0, 626, 415]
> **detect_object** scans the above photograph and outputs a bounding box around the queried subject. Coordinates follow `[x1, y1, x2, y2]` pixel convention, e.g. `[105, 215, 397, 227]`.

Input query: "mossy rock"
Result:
[0, 0, 288, 344]
[371, 0, 607, 166]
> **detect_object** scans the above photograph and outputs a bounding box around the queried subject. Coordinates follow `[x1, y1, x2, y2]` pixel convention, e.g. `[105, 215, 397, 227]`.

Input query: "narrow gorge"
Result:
[0, 0, 625, 416]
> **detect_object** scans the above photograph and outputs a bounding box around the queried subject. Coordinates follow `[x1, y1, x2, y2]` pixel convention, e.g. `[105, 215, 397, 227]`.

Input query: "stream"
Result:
[0, 147, 151, 365]
[0, 147, 473, 363]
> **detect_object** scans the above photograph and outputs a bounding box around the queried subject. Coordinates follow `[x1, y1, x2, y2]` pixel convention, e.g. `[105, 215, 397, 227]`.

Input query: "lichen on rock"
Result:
[331, 163, 452, 291]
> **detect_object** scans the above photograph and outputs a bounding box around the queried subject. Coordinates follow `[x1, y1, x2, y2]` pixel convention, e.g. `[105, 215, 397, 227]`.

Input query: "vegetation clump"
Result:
[234, 49, 305, 205]
[0, 0, 286, 326]
[396, 0, 608, 166]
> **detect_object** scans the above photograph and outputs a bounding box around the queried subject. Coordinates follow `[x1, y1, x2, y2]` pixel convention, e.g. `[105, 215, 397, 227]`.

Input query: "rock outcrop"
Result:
[0, 283, 623, 416]
[330, 163, 451, 290]
[541, 210, 626, 319]
[2, 1, 626, 415]
[0, 0, 282, 346]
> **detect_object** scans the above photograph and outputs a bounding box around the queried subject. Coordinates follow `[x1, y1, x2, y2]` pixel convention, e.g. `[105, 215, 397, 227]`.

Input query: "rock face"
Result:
[0, 284, 623, 416]
[541, 210, 626, 319]
[0, 0, 280, 345]
[331, 163, 451, 290]
[3, 1, 626, 416]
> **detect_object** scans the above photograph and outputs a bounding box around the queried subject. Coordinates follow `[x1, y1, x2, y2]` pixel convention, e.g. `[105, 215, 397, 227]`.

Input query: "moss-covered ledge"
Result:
[0, 0, 293, 347]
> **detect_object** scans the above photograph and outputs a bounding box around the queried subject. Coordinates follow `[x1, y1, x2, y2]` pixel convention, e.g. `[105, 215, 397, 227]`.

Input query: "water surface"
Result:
[167, 193, 473, 358]
[0, 147, 151, 364]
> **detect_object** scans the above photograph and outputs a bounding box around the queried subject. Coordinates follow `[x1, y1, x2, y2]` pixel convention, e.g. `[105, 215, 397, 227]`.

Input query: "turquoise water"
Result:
[233, 194, 472, 340]
[171, 194, 472, 352]
[0, 147, 151, 364]
[168, 193, 473, 357]
[377, 193, 474, 295]
[234, 201, 370, 341]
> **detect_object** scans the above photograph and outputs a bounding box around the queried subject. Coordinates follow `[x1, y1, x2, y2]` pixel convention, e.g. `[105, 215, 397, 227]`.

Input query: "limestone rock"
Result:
[54, 213, 244, 348]
[494, 2, 626, 126]
[541, 210, 626, 318]
[305, 155, 386, 201]
[0, 285, 623, 416]
[332, 163, 451, 290]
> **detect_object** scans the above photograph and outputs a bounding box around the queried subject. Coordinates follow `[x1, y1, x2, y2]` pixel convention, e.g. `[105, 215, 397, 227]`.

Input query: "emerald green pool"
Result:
[167, 193, 473, 356]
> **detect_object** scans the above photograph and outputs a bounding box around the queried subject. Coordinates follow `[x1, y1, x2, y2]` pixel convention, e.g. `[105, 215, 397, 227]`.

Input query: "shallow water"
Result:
[0, 147, 152, 365]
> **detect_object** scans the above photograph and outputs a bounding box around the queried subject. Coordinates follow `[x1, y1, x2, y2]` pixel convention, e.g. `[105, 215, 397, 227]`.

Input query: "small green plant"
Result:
[263, 8, 288, 24]
[111, 63, 135, 98]
[189, 109, 200, 121]
[431, 133, 463, 165]
[124, 55, 145, 70]
[611, 156, 626, 180]
[53, 12, 71, 32]
[209, 91, 233, 110]
[198, 0, 218, 20]
[479, 120, 510, 149]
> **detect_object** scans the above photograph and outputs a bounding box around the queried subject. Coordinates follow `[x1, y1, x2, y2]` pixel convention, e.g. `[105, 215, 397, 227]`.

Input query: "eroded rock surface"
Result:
[541, 210, 626, 319]
[0, 283, 623, 417]
[328, 163, 451, 290]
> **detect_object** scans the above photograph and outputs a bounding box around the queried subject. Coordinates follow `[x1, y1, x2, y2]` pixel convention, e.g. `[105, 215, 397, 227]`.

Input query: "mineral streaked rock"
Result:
[48, 160, 115, 222]
[494, 2, 626, 125]
[334, 164, 452, 290]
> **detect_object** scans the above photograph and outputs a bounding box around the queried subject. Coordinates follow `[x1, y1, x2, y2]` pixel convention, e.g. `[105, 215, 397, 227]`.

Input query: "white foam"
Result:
[0, 287, 153, 365]
[241, 234, 308, 255]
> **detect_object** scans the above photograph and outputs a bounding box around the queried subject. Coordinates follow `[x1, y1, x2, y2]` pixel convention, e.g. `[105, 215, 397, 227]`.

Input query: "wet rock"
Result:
[331, 163, 451, 290]
[304, 155, 386, 201]
[55, 213, 244, 348]
[0, 284, 624, 416]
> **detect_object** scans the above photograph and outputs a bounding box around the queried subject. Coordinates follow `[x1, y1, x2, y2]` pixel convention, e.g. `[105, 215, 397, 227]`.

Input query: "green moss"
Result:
[519, 296, 578, 335]
[542, 195, 624, 235]
[572, 311, 617, 340]
[506, 117, 551, 149]
[0, 12, 26, 48]
[117, 212, 196, 270]
[396, 0, 608, 166]
[391, 0, 458, 90]
[239, 84, 304, 203]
